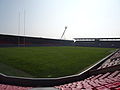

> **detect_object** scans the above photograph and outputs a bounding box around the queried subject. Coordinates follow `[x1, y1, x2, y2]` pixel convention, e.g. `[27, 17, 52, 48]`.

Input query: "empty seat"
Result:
[0, 84, 32, 90]
[55, 71, 120, 90]
[98, 50, 120, 69]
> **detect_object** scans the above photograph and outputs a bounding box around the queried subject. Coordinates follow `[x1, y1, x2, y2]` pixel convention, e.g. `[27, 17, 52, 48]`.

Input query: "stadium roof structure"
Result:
[0, 33, 72, 41]
[74, 38, 120, 41]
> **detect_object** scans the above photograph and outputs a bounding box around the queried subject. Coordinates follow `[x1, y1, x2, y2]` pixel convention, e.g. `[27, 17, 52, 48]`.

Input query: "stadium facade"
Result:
[0, 34, 120, 89]
[0, 34, 120, 48]
[74, 38, 120, 48]
[0, 34, 74, 47]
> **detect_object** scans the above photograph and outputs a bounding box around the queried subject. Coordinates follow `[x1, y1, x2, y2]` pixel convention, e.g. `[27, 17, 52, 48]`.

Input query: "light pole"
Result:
[61, 26, 67, 39]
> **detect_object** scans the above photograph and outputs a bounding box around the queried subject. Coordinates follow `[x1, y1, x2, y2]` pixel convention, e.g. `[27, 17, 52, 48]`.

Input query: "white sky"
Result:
[0, 0, 120, 40]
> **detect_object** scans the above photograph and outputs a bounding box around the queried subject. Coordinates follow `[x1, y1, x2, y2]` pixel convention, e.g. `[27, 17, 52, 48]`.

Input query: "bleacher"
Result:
[0, 34, 74, 47]
[55, 71, 120, 90]
[74, 38, 120, 48]
[98, 51, 120, 69]
[0, 84, 32, 90]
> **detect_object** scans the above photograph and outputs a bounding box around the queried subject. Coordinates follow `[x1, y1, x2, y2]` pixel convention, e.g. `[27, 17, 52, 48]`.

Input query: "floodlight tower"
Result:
[61, 26, 67, 39]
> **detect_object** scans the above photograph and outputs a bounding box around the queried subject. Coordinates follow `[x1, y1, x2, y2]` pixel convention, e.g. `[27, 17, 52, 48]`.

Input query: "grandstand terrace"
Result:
[74, 38, 120, 48]
[1, 34, 120, 48]
[0, 34, 74, 47]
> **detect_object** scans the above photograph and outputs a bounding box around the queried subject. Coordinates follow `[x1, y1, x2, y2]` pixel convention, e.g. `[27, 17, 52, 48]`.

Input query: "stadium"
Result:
[0, 0, 120, 90]
[0, 33, 120, 90]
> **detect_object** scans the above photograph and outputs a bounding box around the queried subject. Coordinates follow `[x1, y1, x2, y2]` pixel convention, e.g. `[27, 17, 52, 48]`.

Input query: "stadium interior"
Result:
[0, 34, 120, 90]
[0, 34, 120, 48]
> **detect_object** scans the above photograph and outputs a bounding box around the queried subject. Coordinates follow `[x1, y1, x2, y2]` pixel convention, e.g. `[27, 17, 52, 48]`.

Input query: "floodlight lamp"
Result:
[65, 26, 67, 30]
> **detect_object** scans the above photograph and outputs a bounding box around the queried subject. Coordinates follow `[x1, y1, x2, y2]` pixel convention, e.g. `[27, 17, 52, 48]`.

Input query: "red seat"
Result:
[55, 50, 120, 90]
[0, 84, 32, 90]
[61, 87, 72, 90]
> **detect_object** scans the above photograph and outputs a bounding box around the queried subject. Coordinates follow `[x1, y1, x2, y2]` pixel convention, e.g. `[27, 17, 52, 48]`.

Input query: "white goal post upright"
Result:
[18, 12, 20, 47]
[24, 10, 26, 47]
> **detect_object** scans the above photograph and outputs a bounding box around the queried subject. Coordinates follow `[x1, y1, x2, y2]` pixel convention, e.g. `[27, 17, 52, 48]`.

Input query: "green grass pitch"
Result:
[0, 46, 115, 78]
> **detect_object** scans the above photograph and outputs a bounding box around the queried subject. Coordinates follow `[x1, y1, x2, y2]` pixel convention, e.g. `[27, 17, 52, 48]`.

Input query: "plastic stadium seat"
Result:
[55, 70, 120, 90]
[108, 71, 119, 78]
[115, 87, 120, 90]
[95, 86, 111, 90]
[105, 82, 120, 88]
[0, 84, 32, 90]
[98, 51, 120, 69]
[99, 73, 110, 79]
[72, 88, 83, 90]
[61, 88, 71, 90]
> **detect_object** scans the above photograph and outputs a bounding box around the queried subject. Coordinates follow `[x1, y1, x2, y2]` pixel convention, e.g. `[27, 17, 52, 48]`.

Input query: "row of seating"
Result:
[0, 84, 32, 90]
[110, 51, 120, 60]
[98, 51, 120, 69]
[55, 71, 120, 90]
[55, 50, 120, 90]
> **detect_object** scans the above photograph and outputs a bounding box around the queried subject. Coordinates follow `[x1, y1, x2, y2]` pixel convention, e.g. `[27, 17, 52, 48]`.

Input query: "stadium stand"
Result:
[1, 34, 120, 48]
[0, 84, 32, 90]
[1, 34, 120, 90]
[0, 34, 74, 47]
[74, 38, 120, 48]
[55, 71, 120, 90]
[54, 49, 120, 90]
[98, 50, 120, 69]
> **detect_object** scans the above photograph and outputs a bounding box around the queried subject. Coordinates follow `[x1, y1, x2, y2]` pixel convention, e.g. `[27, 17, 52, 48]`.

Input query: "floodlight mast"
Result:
[61, 26, 67, 39]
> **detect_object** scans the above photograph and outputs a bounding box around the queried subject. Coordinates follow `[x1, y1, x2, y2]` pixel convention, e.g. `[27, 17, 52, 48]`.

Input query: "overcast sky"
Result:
[0, 0, 120, 40]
